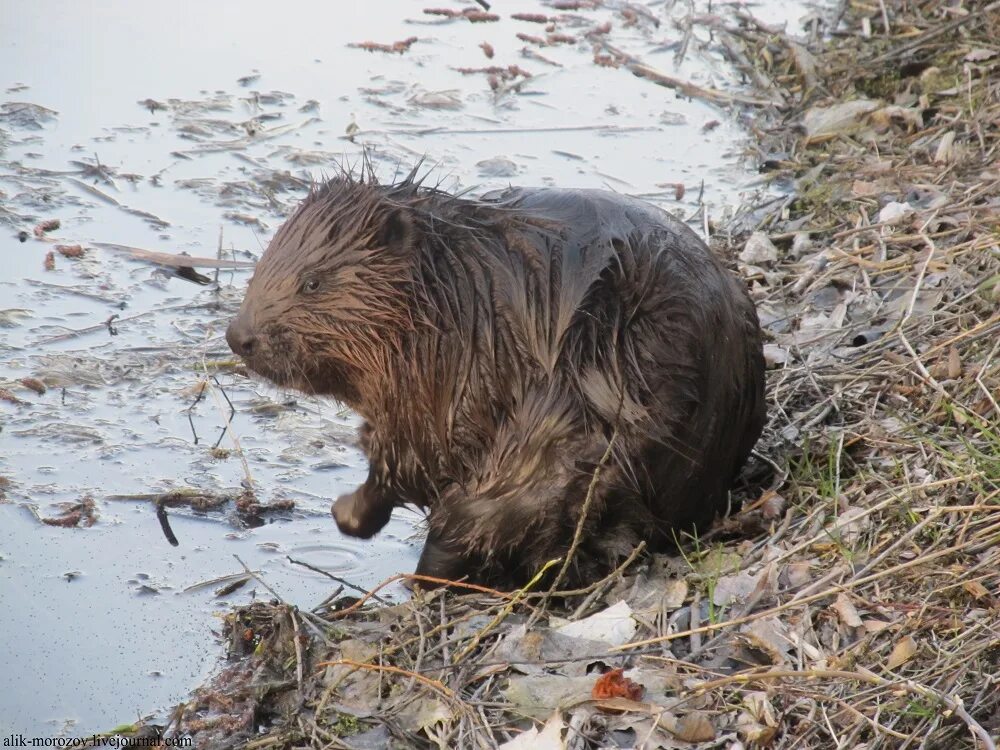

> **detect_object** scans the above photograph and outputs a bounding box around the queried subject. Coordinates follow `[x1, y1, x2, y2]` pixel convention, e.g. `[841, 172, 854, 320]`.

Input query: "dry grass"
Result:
[149, 1, 1000, 748]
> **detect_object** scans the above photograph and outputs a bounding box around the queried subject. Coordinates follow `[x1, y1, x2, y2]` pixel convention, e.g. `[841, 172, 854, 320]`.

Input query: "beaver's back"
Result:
[411, 187, 766, 577]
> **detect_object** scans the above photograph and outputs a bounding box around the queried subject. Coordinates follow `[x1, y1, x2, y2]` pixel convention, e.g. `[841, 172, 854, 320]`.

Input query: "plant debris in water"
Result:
[141, 1, 1000, 748]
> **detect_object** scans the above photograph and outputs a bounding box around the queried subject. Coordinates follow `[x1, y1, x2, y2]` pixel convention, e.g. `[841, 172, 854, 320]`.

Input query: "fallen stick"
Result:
[92, 242, 256, 268]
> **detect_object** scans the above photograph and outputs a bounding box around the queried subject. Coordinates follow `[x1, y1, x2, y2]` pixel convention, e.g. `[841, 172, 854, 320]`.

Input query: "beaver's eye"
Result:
[300, 277, 321, 295]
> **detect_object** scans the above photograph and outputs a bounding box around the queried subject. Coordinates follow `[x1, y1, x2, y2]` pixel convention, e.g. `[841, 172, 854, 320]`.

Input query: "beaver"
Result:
[226, 166, 766, 586]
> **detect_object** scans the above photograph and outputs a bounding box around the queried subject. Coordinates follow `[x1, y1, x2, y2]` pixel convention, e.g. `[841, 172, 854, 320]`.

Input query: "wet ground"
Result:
[0, 0, 805, 736]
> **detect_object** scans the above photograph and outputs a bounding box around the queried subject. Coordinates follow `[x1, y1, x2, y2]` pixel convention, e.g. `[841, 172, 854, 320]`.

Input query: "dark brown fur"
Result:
[226, 167, 766, 586]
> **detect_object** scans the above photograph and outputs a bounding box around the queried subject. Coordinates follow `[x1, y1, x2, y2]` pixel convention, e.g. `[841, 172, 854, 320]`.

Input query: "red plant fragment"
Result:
[592, 668, 644, 701]
[34, 218, 60, 237]
[511, 13, 550, 23]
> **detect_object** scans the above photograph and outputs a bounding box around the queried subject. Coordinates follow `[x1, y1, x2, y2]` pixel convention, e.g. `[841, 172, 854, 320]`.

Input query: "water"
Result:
[0, 0, 808, 736]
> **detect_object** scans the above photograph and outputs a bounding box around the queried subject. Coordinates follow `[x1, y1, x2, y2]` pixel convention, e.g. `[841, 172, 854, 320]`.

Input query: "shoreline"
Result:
[140, 2, 1000, 747]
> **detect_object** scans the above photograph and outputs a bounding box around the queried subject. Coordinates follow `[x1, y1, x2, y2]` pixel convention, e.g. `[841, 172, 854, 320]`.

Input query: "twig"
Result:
[866, 1, 1000, 63]
[287, 555, 389, 605]
[314, 659, 456, 699]
[330, 573, 513, 620]
[452, 558, 560, 664]
[551, 425, 619, 593]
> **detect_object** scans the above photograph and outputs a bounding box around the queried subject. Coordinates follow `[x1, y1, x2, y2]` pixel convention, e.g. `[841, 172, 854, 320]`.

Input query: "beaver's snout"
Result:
[226, 315, 256, 357]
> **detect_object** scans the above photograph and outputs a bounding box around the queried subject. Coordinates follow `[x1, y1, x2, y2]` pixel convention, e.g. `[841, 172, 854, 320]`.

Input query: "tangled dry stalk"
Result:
[153, 1, 1000, 748]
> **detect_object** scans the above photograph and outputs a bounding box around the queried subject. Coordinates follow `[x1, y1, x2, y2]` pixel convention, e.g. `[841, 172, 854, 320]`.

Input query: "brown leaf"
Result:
[783, 561, 812, 588]
[761, 491, 786, 520]
[668, 711, 715, 742]
[965, 48, 999, 62]
[832, 593, 863, 628]
[40, 496, 98, 528]
[851, 179, 881, 196]
[963, 580, 990, 600]
[0, 388, 28, 405]
[736, 690, 779, 743]
[55, 244, 85, 258]
[741, 616, 793, 665]
[18, 377, 47, 395]
[947, 346, 962, 379]
[33, 218, 60, 236]
[934, 131, 956, 163]
[886, 635, 918, 670]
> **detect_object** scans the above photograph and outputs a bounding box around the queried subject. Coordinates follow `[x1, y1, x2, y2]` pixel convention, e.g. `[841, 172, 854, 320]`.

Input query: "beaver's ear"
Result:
[376, 208, 415, 252]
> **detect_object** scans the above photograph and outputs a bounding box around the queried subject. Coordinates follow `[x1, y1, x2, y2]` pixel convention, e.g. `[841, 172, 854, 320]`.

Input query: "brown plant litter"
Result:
[143, 1, 1000, 747]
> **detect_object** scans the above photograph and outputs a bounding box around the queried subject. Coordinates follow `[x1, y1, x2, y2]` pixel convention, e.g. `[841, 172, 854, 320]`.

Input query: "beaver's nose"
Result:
[226, 316, 256, 357]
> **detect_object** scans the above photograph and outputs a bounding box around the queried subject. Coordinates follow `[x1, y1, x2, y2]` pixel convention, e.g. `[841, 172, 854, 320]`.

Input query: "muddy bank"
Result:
[131, 1, 1000, 748]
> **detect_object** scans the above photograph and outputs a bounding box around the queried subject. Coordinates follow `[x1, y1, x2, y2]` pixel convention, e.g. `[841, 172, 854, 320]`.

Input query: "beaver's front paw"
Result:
[411, 531, 475, 588]
[332, 487, 392, 539]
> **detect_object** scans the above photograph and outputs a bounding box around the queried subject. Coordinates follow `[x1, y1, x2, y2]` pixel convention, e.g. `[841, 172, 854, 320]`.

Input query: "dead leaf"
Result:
[712, 570, 759, 607]
[741, 616, 793, 665]
[736, 691, 779, 744]
[498, 712, 567, 749]
[870, 105, 923, 132]
[713, 564, 775, 609]
[851, 179, 881, 197]
[963, 580, 990, 600]
[18, 377, 46, 395]
[662, 579, 688, 609]
[878, 201, 914, 225]
[947, 346, 962, 379]
[763, 344, 789, 367]
[503, 675, 595, 719]
[409, 89, 463, 109]
[761, 492, 786, 520]
[934, 131, 956, 163]
[40, 496, 97, 528]
[697, 549, 743, 577]
[34, 218, 60, 236]
[739, 231, 779, 265]
[830, 506, 869, 546]
[802, 99, 880, 141]
[965, 48, 999, 62]
[394, 695, 451, 731]
[832, 593, 863, 628]
[662, 711, 715, 742]
[886, 635, 918, 670]
[553, 600, 636, 646]
[784, 561, 813, 589]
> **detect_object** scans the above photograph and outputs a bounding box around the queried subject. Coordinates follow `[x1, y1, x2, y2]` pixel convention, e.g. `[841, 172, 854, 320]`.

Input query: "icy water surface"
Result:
[0, 0, 808, 736]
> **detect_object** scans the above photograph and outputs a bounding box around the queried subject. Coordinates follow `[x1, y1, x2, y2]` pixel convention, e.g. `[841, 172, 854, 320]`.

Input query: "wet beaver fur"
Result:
[226, 166, 766, 586]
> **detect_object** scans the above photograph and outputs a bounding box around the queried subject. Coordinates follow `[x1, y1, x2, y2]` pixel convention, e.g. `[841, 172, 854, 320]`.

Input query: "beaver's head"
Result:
[226, 176, 417, 408]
